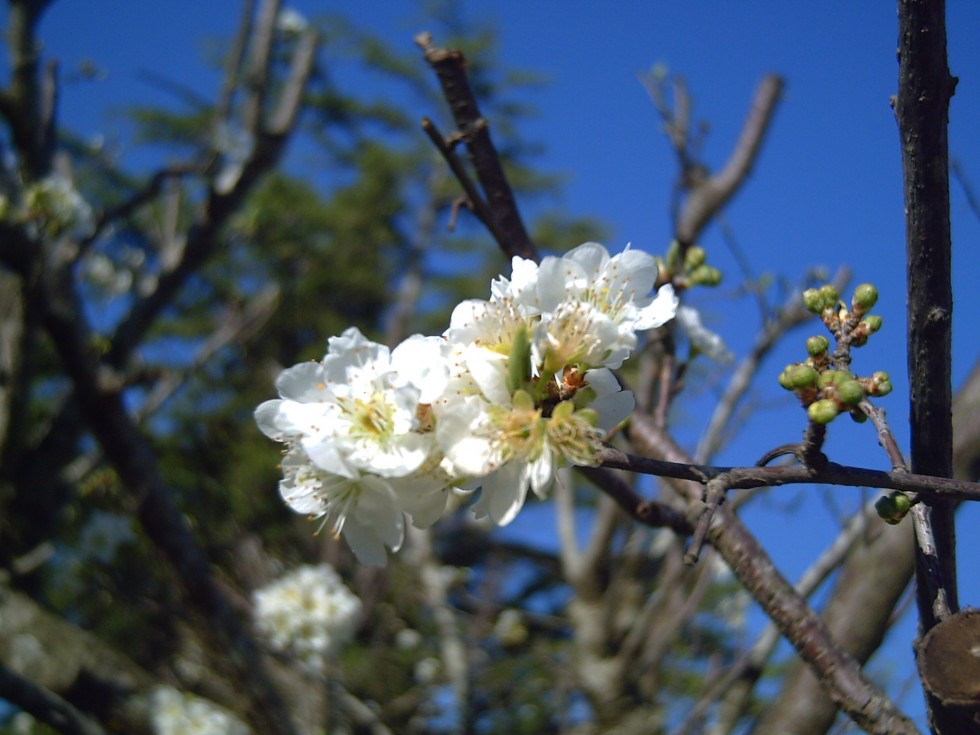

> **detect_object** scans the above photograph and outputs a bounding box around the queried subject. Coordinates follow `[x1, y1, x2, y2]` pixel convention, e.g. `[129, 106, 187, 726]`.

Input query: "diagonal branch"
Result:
[674, 75, 783, 246]
[627, 415, 920, 735]
[415, 32, 537, 261]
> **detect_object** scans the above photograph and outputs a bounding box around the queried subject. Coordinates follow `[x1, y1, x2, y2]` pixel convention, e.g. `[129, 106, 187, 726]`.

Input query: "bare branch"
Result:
[0, 662, 109, 735]
[415, 32, 537, 261]
[596, 446, 980, 502]
[627, 415, 920, 735]
[896, 0, 959, 643]
[675, 75, 783, 246]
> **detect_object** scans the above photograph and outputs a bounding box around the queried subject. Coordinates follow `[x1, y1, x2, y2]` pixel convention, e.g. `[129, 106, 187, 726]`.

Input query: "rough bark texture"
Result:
[895, 2, 969, 733]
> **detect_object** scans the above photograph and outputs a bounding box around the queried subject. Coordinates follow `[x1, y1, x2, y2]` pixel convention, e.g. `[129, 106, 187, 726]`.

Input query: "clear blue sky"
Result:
[24, 1, 980, 728]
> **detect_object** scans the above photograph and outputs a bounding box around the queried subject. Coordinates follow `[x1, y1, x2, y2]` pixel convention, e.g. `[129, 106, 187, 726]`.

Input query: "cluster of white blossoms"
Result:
[252, 564, 362, 672]
[257, 242, 678, 564]
[150, 686, 249, 735]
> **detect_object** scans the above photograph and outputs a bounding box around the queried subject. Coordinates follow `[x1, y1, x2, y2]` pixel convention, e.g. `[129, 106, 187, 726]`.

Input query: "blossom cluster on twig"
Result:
[256, 242, 679, 564]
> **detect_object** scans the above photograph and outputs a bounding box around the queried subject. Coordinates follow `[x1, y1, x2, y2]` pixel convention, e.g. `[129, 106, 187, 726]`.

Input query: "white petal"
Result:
[275, 362, 330, 402]
[634, 284, 678, 330]
[255, 400, 285, 440]
[473, 461, 529, 526]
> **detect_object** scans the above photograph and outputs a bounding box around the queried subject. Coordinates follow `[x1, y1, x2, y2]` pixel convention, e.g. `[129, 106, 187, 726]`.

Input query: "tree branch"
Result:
[675, 75, 783, 246]
[415, 32, 537, 261]
[627, 415, 920, 735]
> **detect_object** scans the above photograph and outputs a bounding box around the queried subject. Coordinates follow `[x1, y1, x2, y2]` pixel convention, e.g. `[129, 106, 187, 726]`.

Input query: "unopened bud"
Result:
[806, 335, 829, 356]
[684, 245, 707, 270]
[852, 283, 879, 311]
[785, 364, 819, 390]
[875, 491, 911, 524]
[819, 284, 839, 306]
[818, 370, 851, 389]
[870, 371, 892, 397]
[862, 314, 883, 333]
[807, 398, 839, 424]
[689, 264, 722, 287]
[802, 288, 824, 313]
[837, 379, 865, 405]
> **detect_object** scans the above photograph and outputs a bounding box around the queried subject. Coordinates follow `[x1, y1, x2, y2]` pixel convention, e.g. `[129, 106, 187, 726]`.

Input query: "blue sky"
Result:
[22, 1, 980, 729]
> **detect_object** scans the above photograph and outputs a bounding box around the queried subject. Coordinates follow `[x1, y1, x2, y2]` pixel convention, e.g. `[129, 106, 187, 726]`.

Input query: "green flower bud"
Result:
[852, 283, 879, 311]
[837, 379, 865, 405]
[786, 364, 819, 390]
[819, 284, 839, 305]
[684, 245, 707, 270]
[572, 386, 597, 409]
[807, 398, 839, 424]
[862, 314, 883, 333]
[778, 367, 795, 391]
[869, 371, 892, 397]
[818, 370, 851, 389]
[875, 491, 911, 524]
[806, 335, 829, 356]
[689, 264, 722, 287]
[802, 288, 824, 313]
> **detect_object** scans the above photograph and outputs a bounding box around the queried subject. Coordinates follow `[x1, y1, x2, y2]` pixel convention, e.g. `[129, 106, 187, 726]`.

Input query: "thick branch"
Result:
[896, 0, 958, 633]
[627, 416, 920, 735]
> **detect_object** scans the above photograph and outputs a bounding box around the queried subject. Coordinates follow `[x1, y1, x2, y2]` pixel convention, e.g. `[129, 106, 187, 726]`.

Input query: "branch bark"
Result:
[415, 32, 537, 261]
[895, 3, 967, 733]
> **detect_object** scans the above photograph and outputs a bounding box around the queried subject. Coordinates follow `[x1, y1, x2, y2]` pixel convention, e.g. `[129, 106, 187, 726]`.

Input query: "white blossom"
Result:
[256, 242, 684, 562]
[252, 564, 361, 673]
[676, 305, 733, 363]
[23, 174, 94, 238]
[150, 686, 249, 735]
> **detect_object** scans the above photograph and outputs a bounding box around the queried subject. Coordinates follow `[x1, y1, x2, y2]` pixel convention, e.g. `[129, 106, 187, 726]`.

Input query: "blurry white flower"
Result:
[414, 656, 441, 684]
[493, 609, 528, 646]
[252, 564, 361, 673]
[150, 686, 249, 735]
[276, 7, 309, 34]
[23, 175, 94, 238]
[676, 305, 733, 363]
[78, 510, 135, 564]
[396, 628, 422, 650]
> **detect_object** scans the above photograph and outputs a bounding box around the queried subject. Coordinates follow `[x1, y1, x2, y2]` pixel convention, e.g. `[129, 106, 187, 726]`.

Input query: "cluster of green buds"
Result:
[802, 283, 882, 347]
[778, 283, 891, 425]
[659, 240, 722, 290]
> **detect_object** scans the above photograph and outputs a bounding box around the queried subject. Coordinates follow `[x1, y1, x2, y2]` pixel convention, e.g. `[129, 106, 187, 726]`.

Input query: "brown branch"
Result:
[0, 662, 108, 735]
[421, 117, 512, 249]
[415, 32, 537, 261]
[595, 446, 980, 502]
[896, 0, 959, 639]
[675, 75, 783, 246]
[577, 465, 693, 535]
[626, 416, 920, 735]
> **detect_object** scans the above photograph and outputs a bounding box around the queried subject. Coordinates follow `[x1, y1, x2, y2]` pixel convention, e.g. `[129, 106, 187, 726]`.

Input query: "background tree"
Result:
[0, 2, 978, 735]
